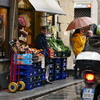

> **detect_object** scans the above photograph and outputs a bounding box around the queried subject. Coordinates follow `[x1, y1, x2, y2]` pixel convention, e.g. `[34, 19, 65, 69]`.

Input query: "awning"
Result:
[28, 0, 66, 15]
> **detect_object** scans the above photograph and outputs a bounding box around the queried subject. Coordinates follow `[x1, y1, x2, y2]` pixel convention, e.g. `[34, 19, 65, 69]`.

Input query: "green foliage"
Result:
[96, 25, 100, 35]
[47, 35, 71, 53]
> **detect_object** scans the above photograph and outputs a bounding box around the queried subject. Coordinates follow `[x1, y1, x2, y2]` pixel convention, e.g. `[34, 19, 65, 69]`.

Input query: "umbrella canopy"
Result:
[66, 17, 96, 31]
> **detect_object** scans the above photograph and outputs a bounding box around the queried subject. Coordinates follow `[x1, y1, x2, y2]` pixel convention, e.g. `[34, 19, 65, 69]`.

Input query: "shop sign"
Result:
[74, 3, 91, 8]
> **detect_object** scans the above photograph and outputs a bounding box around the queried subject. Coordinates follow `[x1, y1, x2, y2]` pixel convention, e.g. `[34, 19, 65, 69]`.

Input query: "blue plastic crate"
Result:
[17, 53, 33, 59]
[62, 52, 67, 57]
[61, 58, 67, 67]
[17, 68, 42, 77]
[62, 58, 67, 62]
[55, 69, 61, 74]
[36, 75, 41, 81]
[61, 72, 67, 79]
[17, 65, 34, 70]
[17, 76, 34, 83]
[49, 58, 55, 63]
[41, 68, 46, 74]
[42, 80, 46, 85]
[17, 59, 33, 65]
[61, 62, 67, 67]
[41, 74, 46, 80]
[62, 67, 66, 72]
[54, 59, 61, 69]
[37, 62, 41, 66]
[55, 62, 61, 66]
[48, 74, 54, 81]
[25, 82, 34, 90]
[37, 68, 41, 74]
[33, 62, 41, 69]
[54, 51, 62, 57]
[16, 70, 34, 77]
[35, 81, 42, 87]
[33, 75, 41, 81]
[49, 64, 54, 69]
[55, 65, 61, 70]
[33, 76, 37, 81]
[49, 69, 54, 74]
[54, 74, 61, 80]
[33, 69, 38, 76]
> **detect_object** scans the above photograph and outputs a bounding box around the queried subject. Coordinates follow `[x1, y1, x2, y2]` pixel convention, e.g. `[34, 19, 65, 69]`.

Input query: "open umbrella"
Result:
[66, 17, 96, 31]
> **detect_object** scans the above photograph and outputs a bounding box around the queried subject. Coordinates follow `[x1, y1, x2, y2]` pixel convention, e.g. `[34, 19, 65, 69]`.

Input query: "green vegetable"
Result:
[96, 25, 100, 35]
[47, 35, 71, 53]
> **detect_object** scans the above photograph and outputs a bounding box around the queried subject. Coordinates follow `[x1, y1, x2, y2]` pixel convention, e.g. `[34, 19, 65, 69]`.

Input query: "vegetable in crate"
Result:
[47, 35, 62, 51]
[47, 35, 71, 53]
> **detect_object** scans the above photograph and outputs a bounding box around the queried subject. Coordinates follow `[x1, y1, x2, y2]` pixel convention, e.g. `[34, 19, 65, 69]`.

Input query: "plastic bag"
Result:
[18, 17, 26, 26]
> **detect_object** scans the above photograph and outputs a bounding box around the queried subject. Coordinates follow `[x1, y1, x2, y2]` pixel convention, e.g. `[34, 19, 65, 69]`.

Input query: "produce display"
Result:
[47, 35, 71, 57]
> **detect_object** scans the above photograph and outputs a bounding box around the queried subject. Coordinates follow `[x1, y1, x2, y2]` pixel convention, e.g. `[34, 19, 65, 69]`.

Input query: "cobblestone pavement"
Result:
[33, 82, 85, 100]
[0, 76, 83, 100]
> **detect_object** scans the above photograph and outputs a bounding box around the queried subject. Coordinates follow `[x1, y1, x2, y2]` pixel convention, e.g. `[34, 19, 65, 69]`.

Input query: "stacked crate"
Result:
[61, 58, 67, 79]
[32, 62, 42, 89]
[41, 68, 46, 85]
[48, 47, 68, 81]
[48, 58, 67, 81]
[54, 58, 61, 80]
[14, 53, 44, 90]
[48, 58, 55, 81]
[15, 53, 34, 90]
[39, 55, 46, 85]
[17, 64, 35, 90]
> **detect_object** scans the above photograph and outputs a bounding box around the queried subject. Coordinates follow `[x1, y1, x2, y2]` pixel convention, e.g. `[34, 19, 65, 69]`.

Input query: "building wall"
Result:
[97, 0, 100, 24]
[91, 0, 98, 24]
[58, 0, 74, 69]
[74, 0, 98, 24]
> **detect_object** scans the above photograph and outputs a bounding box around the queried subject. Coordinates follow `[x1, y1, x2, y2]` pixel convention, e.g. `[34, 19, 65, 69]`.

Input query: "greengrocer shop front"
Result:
[0, 0, 72, 92]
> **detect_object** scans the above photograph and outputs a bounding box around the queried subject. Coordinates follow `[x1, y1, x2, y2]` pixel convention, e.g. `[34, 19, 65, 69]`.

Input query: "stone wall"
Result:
[58, 0, 74, 69]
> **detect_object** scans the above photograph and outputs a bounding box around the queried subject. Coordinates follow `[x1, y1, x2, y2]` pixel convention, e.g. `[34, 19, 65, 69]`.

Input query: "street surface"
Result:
[33, 82, 84, 100]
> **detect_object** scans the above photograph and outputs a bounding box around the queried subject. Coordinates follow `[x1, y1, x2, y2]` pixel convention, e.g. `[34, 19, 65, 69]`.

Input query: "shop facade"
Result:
[0, 0, 75, 91]
[16, 0, 74, 70]
[17, 0, 66, 43]
[0, 0, 67, 57]
[0, 0, 74, 71]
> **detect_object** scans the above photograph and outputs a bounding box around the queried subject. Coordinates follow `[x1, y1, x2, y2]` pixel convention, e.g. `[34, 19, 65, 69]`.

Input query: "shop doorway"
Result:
[0, 8, 8, 58]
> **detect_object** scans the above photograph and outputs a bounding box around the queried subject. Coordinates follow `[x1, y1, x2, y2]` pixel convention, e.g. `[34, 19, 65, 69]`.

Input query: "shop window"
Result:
[18, 0, 34, 45]
[46, 14, 58, 39]
[0, 8, 8, 58]
[74, 8, 91, 19]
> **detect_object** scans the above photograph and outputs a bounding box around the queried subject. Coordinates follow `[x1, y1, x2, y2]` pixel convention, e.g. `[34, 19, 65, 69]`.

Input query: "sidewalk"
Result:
[0, 76, 83, 100]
